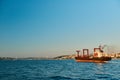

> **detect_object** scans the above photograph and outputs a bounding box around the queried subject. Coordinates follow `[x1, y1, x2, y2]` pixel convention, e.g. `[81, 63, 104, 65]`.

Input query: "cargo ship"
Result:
[75, 45, 112, 63]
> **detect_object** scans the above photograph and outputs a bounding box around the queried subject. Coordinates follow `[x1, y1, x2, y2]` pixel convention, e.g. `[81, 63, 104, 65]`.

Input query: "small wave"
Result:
[48, 76, 95, 80]
[97, 76, 109, 79]
[50, 76, 72, 80]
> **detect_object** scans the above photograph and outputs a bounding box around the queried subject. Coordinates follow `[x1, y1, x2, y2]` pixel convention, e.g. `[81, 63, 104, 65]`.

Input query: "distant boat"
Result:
[75, 45, 112, 63]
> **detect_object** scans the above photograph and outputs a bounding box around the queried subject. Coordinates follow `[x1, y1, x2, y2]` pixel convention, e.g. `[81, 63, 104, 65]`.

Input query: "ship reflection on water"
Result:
[94, 62, 114, 79]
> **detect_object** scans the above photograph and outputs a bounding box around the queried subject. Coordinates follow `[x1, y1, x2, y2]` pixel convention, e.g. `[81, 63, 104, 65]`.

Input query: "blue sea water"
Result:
[0, 59, 120, 80]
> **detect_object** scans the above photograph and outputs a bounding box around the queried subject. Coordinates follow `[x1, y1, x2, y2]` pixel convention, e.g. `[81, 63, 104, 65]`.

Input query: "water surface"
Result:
[0, 59, 120, 80]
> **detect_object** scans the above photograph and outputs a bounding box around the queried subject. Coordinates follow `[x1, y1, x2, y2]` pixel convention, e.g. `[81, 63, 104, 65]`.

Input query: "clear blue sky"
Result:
[1, 0, 120, 57]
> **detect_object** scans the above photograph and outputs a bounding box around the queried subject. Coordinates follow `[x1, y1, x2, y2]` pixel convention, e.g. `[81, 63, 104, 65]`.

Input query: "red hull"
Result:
[76, 60, 107, 63]
[75, 57, 111, 63]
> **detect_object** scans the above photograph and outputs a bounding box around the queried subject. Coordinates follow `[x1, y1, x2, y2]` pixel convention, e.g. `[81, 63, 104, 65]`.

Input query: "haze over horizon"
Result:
[1, 0, 120, 57]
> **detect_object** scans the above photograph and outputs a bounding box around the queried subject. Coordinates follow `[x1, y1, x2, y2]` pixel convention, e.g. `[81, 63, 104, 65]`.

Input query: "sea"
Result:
[0, 59, 120, 80]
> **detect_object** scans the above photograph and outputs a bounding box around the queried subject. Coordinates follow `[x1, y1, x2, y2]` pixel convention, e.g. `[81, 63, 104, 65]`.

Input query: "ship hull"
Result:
[76, 60, 107, 63]
[75, 57, 111, 63]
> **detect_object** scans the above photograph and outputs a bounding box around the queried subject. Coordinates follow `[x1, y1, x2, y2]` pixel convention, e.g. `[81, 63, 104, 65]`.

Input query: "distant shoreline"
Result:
[1, 53, 120, 60]
[0, 55, 75, 60]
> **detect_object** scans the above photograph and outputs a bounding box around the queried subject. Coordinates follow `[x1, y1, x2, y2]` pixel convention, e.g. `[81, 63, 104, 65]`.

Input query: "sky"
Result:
[1, 0, 120, 57]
